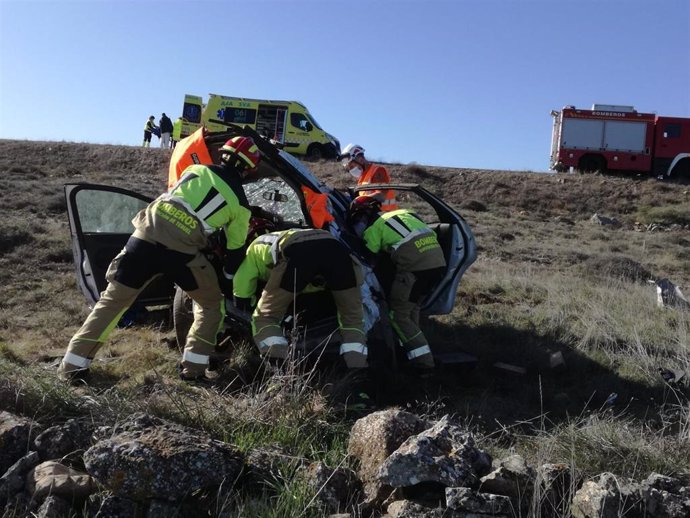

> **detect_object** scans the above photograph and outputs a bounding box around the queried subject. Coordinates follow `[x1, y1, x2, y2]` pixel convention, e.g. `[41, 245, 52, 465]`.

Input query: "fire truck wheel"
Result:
[578, 155, 606, 174]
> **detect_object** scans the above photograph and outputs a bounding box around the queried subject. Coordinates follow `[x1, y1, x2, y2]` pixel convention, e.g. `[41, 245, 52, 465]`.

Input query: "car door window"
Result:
[75, 190, 147, 233]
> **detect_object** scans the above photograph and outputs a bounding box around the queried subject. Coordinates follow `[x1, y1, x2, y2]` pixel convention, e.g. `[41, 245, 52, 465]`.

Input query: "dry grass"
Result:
[0, 139, 688, 514]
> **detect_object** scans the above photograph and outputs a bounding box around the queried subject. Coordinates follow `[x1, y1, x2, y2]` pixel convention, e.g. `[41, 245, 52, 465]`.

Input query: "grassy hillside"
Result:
[0, 139, 688, 513]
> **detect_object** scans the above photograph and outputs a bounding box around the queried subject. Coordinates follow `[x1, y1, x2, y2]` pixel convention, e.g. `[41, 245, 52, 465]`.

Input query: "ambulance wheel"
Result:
[307, 144, 324, 160]
[173, 287, 193, 349]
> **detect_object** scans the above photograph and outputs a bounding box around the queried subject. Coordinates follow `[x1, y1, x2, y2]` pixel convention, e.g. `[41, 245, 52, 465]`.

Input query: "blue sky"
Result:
[1, 0, 688, 171]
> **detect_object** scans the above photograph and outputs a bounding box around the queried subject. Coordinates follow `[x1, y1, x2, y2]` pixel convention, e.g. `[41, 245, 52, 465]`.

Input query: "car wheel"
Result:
[173, 287, 193, 349]
[307, 144, 324, 160]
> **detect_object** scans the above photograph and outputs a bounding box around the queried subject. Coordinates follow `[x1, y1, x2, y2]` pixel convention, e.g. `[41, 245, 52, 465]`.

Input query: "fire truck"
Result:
[550, 104, 690, 178]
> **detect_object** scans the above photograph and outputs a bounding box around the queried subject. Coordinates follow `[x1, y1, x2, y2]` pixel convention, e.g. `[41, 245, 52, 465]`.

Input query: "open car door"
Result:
[354, 183, 477, 315]
[64, 183, 175, 307]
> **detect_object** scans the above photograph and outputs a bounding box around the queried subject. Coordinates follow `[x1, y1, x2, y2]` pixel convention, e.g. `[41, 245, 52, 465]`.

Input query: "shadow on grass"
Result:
[372, 319, 677, 433]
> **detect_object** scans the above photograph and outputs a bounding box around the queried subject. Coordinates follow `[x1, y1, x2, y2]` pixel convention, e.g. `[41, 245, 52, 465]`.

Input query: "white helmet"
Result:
[338, 143, 365, 162]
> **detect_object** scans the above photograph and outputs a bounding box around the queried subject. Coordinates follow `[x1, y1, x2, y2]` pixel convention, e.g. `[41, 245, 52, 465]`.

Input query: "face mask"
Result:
[348, 165, 363, 178]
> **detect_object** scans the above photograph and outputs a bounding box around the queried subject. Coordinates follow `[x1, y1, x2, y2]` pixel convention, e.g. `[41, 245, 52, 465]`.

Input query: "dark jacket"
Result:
[160, 115, 174, 134]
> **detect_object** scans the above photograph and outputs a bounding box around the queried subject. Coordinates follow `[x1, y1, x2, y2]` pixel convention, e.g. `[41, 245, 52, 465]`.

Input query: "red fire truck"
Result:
[550, 104, 690, 178]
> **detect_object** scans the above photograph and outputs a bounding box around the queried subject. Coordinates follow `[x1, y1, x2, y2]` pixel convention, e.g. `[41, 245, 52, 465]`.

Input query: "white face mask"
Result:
[348, 165, 363, 178]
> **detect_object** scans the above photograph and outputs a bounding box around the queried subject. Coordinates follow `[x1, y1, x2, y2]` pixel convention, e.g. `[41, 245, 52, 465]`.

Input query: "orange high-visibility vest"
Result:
[167, 127, 213, 189]
[301, 186, 335, 229]
[357, 164, 398, 211]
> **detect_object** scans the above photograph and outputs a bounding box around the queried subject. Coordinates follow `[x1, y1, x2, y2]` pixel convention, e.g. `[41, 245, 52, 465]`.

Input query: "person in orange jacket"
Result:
[338, 143, 398, 211]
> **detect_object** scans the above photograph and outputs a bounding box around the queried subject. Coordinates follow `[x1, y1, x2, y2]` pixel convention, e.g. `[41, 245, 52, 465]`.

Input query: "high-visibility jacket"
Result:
[233, 229, 328, 301]
[172, 118, 184, 141]
[357, 164, 398, 211]
[362, 209, 445, 272]
[167, 127, 213, 189]
[166, 163, 251, 273]
[301, 186, 334, 229]
[144, 119, 156, 132]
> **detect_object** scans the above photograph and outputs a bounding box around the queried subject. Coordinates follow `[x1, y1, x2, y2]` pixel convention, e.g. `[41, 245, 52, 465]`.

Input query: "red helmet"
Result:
[348, 195, 382, 224]
[220, 136, 261, 172]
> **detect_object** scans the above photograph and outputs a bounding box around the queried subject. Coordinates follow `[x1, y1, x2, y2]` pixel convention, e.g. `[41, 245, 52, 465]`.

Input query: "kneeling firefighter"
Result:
[59, 136, 261, 382]
[232, 228, 368, 369]
[348, 195, 446, 369]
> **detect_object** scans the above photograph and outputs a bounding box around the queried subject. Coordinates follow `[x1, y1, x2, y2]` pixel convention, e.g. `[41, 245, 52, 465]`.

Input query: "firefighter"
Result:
[338, 143, 398, 211]
[232, 228, 368, 369]
[348, 195, 445, 369]
[58, 136, 261, 382]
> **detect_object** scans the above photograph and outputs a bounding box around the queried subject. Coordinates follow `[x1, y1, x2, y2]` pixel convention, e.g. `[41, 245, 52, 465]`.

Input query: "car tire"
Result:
[173, 287, 193, 349]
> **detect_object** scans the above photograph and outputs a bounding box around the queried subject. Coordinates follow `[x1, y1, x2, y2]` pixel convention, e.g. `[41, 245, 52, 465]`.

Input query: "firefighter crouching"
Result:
[58, 137, 261, 382]
[232, 228, 368, 369]
[348, 195, 446, 369]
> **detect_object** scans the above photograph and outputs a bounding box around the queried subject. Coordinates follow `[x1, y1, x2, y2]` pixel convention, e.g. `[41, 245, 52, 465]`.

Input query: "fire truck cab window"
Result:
[663, 123, 681, 138]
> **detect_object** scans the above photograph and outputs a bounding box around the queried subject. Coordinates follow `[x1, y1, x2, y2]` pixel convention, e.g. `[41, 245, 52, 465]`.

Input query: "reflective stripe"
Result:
[386, 217, 411, 237]
[159, 194, 213, 233]
[381, 198, 396, 206]
[339, 342, 368, 356]
[392, 229, 430, 251]
[195, 193, 226, 220]
[182, 350, 209, 365]
[258, 335, 288, 350]
[63, 352, 92, 368]
[267, 235, 282, 264]
[406, 345, 432, 360]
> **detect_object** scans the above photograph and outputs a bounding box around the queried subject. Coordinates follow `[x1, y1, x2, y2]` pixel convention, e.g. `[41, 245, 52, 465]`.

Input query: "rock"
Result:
[27, 460, 98, 503]
[655, 279, 690, 309]
[378, 415, 492, 489]
[590, 213, 621, 227]
[348, 409, 430, 504]
[33, 419, 92, 462]
[445, 487, 512, 515]
[83, 413, 244, 502]
[86, 491, 140, 517]
[385, 499, 445, 517]
[643, 473, 683, 494]
[479, 454, 535, 510]
[641, 473, 690, 518]
[0, 411, 41, 474]
[571, 473, 643, 518]
[0, 451, 41, 504]
[304, 461, 361, 512]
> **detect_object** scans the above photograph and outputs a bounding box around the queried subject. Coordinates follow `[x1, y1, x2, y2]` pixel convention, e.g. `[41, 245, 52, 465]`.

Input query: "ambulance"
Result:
[179, 94, 340, 159]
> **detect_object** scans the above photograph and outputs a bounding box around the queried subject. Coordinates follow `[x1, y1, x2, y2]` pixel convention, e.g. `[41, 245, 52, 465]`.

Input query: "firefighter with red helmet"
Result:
[338, 143, 398, 211]
[232, 228, 368, 369]
[348, 195, 445, 369]
[58, 136, 261, 382]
